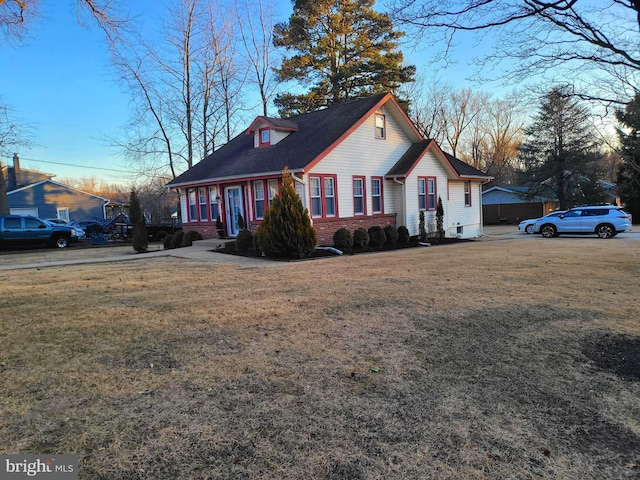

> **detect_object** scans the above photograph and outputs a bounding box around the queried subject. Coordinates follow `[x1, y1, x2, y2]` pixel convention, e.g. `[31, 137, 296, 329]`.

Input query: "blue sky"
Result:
[0, 0, 485, 185]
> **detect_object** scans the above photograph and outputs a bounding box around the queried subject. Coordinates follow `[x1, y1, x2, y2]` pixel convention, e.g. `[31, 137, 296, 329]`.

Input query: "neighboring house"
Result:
[483, 180, 619, 225]
[482, 186, 559, 224]
[166, 93, 492, 244]
[3, 155, 109, 221]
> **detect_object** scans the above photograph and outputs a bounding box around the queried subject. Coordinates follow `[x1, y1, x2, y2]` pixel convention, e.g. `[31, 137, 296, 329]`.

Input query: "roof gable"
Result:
[167, 93, 422, 187]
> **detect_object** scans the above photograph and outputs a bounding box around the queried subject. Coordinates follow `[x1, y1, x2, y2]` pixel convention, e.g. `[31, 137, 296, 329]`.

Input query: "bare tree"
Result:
[1, 0, 126, 43]
[111, 0, 246, 180]
[391, 0, 640, 105]
[235, 0, 279, 116]
[402, 76, 448, 144]
[0, 102, 32, 214]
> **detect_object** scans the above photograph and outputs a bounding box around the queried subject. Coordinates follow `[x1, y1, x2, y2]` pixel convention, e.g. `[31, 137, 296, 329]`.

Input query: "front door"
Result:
[225, 186, 244, 237]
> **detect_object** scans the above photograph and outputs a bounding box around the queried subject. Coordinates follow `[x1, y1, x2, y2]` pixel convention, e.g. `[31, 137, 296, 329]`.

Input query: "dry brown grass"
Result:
[1, 236, 639, 479]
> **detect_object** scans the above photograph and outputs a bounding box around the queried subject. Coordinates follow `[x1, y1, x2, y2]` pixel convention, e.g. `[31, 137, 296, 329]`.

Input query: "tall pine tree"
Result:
[273, 0, 415, 116]
[616, 93, 640, 223]
[518, 87, 605, 210]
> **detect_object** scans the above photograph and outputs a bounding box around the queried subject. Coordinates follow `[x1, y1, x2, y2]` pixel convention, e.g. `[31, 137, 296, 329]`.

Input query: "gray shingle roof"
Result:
[167, 93, 389, 187]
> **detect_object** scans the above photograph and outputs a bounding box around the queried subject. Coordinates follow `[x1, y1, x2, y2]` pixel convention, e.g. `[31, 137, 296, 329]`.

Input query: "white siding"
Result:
[446, 180, 483, 238]
[272, 130, 292, 145]
[404, 150, 449, 237]
[308, 105, 412, 220]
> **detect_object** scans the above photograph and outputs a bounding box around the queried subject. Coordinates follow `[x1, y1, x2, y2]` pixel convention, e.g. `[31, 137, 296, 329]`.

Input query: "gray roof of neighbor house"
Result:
[167, 93, 389, 187]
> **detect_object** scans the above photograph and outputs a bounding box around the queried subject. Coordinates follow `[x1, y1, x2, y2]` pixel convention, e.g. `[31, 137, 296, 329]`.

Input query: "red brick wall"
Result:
[180, 222, 220, 239]
[312, 214, 397, 245]
[183, 214, 397, 246]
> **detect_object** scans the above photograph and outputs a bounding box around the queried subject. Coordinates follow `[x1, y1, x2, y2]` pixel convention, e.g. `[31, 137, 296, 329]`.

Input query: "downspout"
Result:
[393, 177, 405, 231]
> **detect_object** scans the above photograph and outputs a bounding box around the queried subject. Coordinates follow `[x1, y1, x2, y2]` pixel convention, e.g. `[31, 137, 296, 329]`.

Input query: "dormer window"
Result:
[375, 114, 385, 139]
[259, 128, 271, 146]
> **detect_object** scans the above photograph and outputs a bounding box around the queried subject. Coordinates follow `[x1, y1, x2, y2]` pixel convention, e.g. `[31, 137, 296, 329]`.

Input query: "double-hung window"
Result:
[353, 177, 365, 215]
[267, 179, 278, 208]
[371, 177, 382, 214]
[464, 180, 471, 206]
[198, 187, 208, 221]
[375, 114, 385, 139]
[259, 128, 270, 146]
[324, 177, 336, 216]
[254, 180, 265, 219]
[209, 186, 219, 221]
[419, 177, 437, 211]
[309, 175, 337, 218]
[189, 189, 197, 221]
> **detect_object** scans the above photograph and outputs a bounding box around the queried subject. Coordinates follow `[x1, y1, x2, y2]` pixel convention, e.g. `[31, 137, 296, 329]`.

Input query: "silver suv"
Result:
[534, 206, 632, 238]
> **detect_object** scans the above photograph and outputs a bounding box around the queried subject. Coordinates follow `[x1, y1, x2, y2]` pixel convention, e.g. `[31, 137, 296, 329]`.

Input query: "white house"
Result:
[166, 93, 492, 244]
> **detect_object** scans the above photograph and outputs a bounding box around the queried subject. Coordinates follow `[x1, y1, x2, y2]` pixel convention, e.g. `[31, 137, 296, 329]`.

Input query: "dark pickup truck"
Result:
[0, 215, 76, 249]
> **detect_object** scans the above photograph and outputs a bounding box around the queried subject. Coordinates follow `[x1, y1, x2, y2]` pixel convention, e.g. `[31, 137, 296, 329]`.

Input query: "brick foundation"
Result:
[183, 214, 397, 246]
[312, 214, 397, 245]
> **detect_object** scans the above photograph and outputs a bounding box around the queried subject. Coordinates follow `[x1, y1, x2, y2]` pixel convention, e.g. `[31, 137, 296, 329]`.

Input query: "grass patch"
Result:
[1, 238, 639, 478]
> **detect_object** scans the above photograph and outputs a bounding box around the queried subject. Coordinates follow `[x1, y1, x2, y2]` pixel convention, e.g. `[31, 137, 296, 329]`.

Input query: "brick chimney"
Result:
[12, 153, 21, 188]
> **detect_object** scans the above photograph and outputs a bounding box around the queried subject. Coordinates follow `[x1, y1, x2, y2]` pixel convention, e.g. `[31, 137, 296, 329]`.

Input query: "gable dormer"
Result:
[247, 116, 299, 148]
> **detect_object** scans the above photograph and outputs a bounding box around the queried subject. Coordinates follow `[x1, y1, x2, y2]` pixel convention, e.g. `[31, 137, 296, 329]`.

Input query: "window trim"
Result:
[209, 186, 219, 221]
[259, 128, 270, 147]
[253, 180, 266, 220]
[418, 176, 437, 211]
[374, 113, 386, 139]
[188, 189, 198, 222]
[353, 176, 366, 216]
[371, 176, 383, 214]
[464, 180, 472, 207]
[267, 179, 279, 208]
[198, 187, 208, 221]
[309, 174, 338, 219]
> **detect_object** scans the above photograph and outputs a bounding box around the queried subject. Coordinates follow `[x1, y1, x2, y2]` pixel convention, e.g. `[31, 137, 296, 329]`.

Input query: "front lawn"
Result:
[1, 237, 639, 479]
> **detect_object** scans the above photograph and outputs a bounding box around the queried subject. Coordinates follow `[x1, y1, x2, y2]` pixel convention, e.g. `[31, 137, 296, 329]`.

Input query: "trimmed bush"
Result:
[255, 167, 317, 259]
[332, 227, 353, 250]
[235, 229, 254, 250]
[129, 189, 148, 253]
[170, 230, 185, 249]
[182, 230, 203, 247]
[397, 225, 410, 244]
[384, 224, 399, 245]
[163, 234, 174, 249]
[368, 225, 386, 247]
[353, 227, 369, 248]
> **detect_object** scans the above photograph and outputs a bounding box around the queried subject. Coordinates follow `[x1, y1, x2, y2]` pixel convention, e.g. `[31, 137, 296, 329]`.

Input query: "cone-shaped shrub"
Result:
[235, 228, 254, 250]
[256, 167, 317, 259]
[129, 189, 148, 253]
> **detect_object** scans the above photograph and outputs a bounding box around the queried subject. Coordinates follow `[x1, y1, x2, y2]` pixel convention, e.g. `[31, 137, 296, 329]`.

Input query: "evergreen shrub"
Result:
[397, 225, 410, 244]
[171, 230, 185, 249]
[332, 227, 353, 250]
[163, 234, 174, 249]
[384, 224, 398, 245]
[235, 229, 254, 250]
[255, 167, 317, 259]
[353, 227, 369, 248]
[368, 225, 386, 247]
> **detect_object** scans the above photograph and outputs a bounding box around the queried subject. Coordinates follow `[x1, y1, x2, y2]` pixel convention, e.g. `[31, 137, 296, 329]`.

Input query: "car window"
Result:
[4, 218, 21, 229]
[563, 210, 582, 218]
[25, 218, 46, 229]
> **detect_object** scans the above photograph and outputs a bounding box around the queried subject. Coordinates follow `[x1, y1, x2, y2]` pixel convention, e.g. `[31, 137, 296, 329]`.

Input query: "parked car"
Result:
[44, 220, 86, 241]
[533, 205, 632, 238]
[68, 220, 107, 236]
[519, 210, 566, 234]
[0, 215, 76, 248]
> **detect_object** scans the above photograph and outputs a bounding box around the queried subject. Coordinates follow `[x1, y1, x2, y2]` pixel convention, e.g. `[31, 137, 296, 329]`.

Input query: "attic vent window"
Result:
[259, 128, 270, 146]
[375, 114, 385, 139]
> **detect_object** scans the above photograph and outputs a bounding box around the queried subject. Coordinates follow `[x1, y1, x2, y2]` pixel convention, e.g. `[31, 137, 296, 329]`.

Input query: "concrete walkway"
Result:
[0, 241, 281, 271]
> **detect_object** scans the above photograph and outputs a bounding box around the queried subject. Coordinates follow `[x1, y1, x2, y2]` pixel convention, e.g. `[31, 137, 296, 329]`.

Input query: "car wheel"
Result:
[54, 235, 69, 248]
[596, 224, 615, 239]
[540, 224, 557, 238]
[525, 224, 535, 234]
